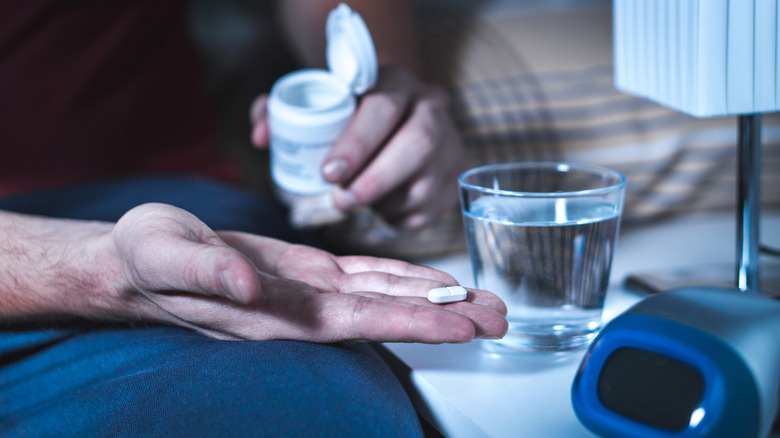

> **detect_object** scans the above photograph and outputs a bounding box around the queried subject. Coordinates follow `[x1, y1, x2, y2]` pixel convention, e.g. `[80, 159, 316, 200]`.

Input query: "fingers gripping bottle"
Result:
[267, 3, 378, 229]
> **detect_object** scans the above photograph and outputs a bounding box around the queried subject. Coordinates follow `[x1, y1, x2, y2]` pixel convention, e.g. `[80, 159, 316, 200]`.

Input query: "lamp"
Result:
[613, 0, 776, 293]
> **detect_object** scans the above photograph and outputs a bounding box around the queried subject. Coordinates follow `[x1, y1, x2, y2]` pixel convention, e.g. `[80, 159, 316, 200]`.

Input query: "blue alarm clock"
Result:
[572, 287, 780, 438]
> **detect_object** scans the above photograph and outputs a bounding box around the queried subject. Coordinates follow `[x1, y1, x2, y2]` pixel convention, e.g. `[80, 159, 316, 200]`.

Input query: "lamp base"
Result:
[624, 260, 780, 299]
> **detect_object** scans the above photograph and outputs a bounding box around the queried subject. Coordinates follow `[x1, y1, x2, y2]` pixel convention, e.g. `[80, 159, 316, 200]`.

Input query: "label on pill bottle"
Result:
[270, 135, 336, 195]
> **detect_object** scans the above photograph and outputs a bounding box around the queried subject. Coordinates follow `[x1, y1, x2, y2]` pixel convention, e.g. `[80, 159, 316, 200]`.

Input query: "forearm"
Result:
[276, 0, 420, 73]
[0, 211, 127, 323]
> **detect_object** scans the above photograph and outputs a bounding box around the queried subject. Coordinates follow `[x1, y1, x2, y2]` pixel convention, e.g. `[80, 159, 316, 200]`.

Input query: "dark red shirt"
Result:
[0, 0, 239, 196]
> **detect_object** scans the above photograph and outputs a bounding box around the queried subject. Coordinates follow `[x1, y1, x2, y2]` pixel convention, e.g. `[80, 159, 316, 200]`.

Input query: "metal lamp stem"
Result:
[736, 114, 761, 292]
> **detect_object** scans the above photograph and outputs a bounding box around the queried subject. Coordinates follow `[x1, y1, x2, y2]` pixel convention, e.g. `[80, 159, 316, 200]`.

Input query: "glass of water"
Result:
[459, 162, 626, 353]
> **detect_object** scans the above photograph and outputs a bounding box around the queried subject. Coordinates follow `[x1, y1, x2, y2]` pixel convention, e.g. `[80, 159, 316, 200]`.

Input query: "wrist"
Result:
[0, 212, 137, 323]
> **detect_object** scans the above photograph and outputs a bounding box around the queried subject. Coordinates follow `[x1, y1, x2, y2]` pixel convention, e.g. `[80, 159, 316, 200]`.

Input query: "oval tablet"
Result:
[427, 286, 468, 304]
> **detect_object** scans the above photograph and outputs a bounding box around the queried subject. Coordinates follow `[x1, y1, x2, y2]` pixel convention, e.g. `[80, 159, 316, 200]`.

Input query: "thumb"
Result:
[249, 94, 270, 148]
[114, 204, 261, 304]
[163, 240, 261, 304]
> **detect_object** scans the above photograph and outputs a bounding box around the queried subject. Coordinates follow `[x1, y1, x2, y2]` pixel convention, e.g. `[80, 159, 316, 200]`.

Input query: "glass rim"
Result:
[458, 162, 627, 198]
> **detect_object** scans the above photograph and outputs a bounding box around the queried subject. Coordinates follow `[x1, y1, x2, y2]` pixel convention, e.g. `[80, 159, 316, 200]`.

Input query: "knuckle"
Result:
[408, 178, 434, 207]
[407, 123, 438, 160]
[418, 91, 449, 115]
[420, 84, 450, 109]
[400, 212, 432, 230]
[370, 90, 409, 119]
[350, 295, 374, 326]
[340, 130, 374, 156]
[351, 173, 389, 204]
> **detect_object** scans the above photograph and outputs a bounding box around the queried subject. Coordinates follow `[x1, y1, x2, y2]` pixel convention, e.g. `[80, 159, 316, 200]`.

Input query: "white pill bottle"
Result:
[267, 3, 377, 226]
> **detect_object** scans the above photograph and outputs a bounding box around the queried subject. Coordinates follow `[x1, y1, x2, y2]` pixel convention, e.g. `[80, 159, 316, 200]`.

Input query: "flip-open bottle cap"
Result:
[326, 3, 378, 95]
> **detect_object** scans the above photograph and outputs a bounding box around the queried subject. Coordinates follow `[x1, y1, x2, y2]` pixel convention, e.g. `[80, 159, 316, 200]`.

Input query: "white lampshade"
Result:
[614, 0, 779, 117]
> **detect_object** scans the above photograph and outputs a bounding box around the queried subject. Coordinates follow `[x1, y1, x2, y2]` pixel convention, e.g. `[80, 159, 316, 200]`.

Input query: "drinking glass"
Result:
[459, 162, 626, 352]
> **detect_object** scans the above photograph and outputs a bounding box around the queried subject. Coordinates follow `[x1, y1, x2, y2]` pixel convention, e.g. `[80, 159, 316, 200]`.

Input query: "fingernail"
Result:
[478, 334, 503, 340]
[219, 270, 243, 303]
[333, 188, 358, 211]
[401, 213, 429, 230]
[322, 159, 348, 182]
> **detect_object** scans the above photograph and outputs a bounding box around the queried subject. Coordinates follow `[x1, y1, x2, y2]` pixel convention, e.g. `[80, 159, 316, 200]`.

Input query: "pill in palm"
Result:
[427, 286, 468, 304]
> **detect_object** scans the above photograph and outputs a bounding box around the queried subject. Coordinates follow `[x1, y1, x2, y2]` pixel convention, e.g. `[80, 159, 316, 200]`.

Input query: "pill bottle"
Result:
[267, 3, 377, 228]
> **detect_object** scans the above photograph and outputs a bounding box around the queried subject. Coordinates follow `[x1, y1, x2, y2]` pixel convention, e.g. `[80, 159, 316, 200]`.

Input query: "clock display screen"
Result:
[597, 347, 705, 431]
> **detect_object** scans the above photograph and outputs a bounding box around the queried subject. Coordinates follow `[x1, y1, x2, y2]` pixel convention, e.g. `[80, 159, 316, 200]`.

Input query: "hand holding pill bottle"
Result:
[267, 3, 377, 228]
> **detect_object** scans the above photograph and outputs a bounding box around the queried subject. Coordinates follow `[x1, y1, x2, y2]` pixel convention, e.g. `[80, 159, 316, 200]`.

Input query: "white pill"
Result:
[427, 286, 468, 304]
